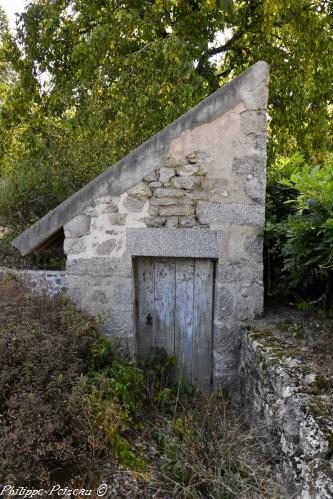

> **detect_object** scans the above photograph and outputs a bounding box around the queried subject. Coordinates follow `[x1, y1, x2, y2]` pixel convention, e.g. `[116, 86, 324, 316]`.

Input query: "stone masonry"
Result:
[240, 326, 333, 498]
[13, 61, 270, 395]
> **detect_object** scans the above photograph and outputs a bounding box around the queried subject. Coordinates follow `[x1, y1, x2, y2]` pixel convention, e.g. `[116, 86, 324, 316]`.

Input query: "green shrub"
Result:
[265, 154, 333, 303]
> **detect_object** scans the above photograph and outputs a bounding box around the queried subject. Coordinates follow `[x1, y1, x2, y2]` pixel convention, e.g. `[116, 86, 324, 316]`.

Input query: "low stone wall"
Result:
[240, 326, 333, 499]
[0, 267, 67, 296]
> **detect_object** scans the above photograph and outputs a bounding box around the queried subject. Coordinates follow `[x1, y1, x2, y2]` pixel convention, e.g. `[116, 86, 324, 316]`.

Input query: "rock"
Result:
[108, 213, 127, 225]
[99, 201, 119, 213]
[64, 215, 91, 238]
[64, 238, 86, 255]
[185, 190, 211, 201]
[143, 216, 166, 227]
[154, 188, 184, 198]
[127, 182, 152, 200]
[159, 205, 195, 216]
[148, 181, 162, 188]
[179, 216, 197, 227]
[151, 197, 194, 206]
[159, 167, 174, 183]
[143, 172, 157, 182]
[150, 197, 179, 206]
[177, 165, 199, 176]
[185, 151, 198, 164]
[171, 176, 201, 190]
[148, 205, 159, 216]
[165, 216, 178, 228]
[95, 239, 117, 255]
[124, 197, 145, 212]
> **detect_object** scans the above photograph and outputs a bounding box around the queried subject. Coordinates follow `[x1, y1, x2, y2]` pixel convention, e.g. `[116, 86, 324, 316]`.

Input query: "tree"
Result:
[0, 0, 332, 229]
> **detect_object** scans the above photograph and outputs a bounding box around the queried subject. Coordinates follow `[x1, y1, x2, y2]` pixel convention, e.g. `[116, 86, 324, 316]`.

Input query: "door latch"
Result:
[146, 313, 153, 325]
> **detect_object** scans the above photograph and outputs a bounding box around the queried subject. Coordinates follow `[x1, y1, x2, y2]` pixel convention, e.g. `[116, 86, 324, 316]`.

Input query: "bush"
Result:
[0, 274, 146, 486]
[265, 153, 333, 304]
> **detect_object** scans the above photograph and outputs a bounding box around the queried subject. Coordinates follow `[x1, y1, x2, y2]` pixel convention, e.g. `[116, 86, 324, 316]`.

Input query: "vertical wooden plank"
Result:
[136, 257, 155, 360]
[192, 259, 214, 392]
[154, 258, 176, 357]
[175, 258, 194, 383]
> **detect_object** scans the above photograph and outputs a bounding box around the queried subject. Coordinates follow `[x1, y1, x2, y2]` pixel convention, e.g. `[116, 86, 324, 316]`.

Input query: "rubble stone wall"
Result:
[240, 327, 333, 498]
[0, 267, 66, 296]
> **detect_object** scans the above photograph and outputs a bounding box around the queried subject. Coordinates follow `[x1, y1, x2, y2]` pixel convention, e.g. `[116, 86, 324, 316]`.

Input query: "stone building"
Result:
[13, 61, 269, 394]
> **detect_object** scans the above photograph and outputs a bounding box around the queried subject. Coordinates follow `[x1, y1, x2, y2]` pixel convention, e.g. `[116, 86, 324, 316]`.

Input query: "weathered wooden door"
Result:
[135, 257, 214, 391]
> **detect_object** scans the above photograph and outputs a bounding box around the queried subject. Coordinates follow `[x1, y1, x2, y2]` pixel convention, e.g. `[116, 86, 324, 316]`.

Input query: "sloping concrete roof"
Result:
[12, 61, 269, 256]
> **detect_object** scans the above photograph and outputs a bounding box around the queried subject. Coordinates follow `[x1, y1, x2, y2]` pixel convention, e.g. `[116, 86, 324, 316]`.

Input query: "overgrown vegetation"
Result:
[265, 153, 333, 305]
[0, 275, 276, 496]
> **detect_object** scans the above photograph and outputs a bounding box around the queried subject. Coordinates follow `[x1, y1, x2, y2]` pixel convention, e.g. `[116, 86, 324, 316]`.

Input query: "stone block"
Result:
[244, 234, 264, 262]
[232, 155, 265, 176]
[196, 202, 265, 227]
[101, 310, 135, 337]
[124, 196, 145, 212]
[159, 167, 174, 183]
[214, 281, 263, 321]
[151, 197, 193, 206]
[165, 216, 178, 228]
[159, 205, 195, 216]
[125, 228, 219, 258]
[143, 216, 166, 227]
[108, 213, 127, 225]
[66, 257, 133, 277]
[64, 215, 90, 238]
[177, 164, 201, 176]
[148, 205, 159, 216]
[154, 188, 184, 198]
[149, 181, 162, 188]
[213, 319, 244, 350]
[185, 151, 198, 164]
[213, 350, 240, 375]
[103, 277, 134, 306]
[185, 190, 211, 201]
[127, 182, 152, 200]
[171, 176, 201, 190]
[179, 216, 197, 227]
[150, 197, 180, 206]
[216, 261, 263, 285]
[244, 175, 265, 203]
[95, 238, 117, 255]
[64, 238, 87, 255]
[144, 172, 158, 182]
[98, 201, 119, 214]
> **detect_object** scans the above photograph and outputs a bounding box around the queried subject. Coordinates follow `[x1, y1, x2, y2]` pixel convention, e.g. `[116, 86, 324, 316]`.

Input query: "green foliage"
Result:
[0, 0, 332, 231]
[140, 347, 177, 408]
[0, 229, 65, 269]
[265, 154, 333, 302]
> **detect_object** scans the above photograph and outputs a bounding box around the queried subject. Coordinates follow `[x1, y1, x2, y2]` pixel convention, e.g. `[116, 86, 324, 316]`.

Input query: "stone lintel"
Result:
[125, 228, 219, 258]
